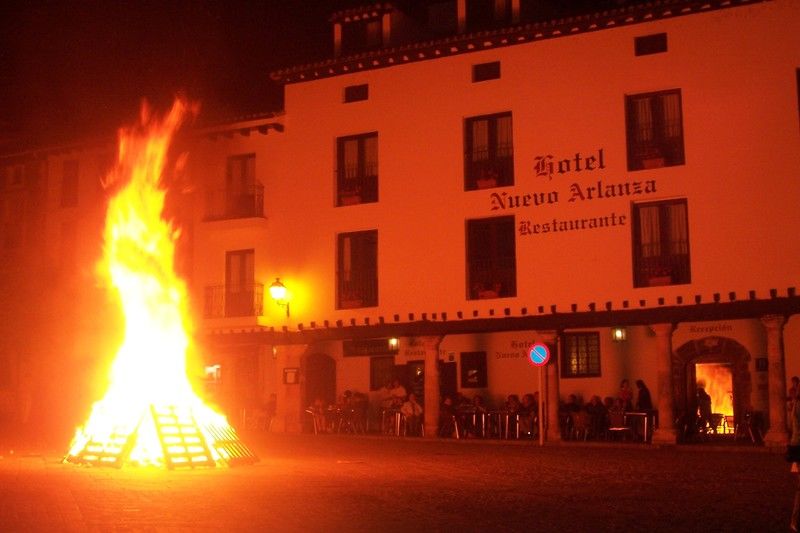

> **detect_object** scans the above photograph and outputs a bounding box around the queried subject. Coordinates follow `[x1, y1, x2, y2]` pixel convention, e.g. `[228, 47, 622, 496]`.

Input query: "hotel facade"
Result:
[1, 0, 799, 445]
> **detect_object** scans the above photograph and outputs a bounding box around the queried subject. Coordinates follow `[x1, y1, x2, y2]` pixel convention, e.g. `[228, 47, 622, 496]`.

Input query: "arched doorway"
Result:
[673, 336, 752, 438]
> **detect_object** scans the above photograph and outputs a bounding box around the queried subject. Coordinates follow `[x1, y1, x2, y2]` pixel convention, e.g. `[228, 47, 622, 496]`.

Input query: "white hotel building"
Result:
[1, 0, 799, 445]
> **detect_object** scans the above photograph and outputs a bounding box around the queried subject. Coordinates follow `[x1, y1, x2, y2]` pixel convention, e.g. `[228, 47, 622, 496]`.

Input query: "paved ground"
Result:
[0, 432, 795, 532]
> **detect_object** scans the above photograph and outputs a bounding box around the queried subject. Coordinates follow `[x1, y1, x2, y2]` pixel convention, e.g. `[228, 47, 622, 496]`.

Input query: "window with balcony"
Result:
[336, 133, 378, 206]
[625, 89, 685, 171]
[205, 154, 263, 221]
[632, 199, 691, 288]
[466, 215, 516, 300]
[561, 332, 601, 378]
[337, 230, 378, 309]
[203, 249, 263, 318]
[464, 112, 514, 190]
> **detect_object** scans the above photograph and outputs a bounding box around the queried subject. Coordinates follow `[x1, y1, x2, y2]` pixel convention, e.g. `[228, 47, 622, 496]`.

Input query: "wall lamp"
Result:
[611, 327, 627, 342]
[269, 278, 290, 317]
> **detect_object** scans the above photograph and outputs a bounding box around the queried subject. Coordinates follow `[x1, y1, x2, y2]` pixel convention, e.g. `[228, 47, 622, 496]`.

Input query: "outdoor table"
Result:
[624, 411, 652, 442]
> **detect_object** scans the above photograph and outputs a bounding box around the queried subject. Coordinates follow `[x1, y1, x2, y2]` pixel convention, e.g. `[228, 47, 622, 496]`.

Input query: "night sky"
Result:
[0, 1, 357, 145]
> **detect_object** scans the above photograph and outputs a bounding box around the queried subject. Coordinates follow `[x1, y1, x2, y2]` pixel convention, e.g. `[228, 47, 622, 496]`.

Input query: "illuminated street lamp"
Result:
[269, 278, 290, 317]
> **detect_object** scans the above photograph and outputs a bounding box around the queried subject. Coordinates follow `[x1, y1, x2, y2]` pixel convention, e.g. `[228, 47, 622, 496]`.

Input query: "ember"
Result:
[64, 100, 256, 468]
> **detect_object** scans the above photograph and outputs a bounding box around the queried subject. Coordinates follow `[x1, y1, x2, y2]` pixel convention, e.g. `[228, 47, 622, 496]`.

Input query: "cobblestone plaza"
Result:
[0, 434, 793, 532]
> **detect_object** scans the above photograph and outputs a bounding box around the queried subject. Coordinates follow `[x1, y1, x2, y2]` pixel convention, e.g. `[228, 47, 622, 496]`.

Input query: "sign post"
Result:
[528, 343, 551, 446]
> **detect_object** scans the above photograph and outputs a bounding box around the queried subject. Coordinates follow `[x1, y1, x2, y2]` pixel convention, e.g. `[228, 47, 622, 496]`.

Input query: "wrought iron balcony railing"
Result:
[204, 283, 264, 318]
[204, 184, 264, 221]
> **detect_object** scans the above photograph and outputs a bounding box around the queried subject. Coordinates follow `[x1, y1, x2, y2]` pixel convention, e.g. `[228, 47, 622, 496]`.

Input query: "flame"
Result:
[67, 99, 229, 466]
[696, 363, 734, 417]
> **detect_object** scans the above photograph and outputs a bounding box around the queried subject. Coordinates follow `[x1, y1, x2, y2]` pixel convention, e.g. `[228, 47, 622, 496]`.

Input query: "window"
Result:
[466, 215, 516, 299]
[632, 199, 691, 287]
[344, 84, 369, 103]
[337, 230, 378, 309]
[370, 356, 395, 391]
[224, 249, 262, 317]
[472, 61, 500, 82]
[336, 132, 378, 206]
[561, 332, 601, 378]
[460, 351, 488, 388]
[464, 112, 514, 190]
[224, 154, 262, 218]
[466, 0, 510, 31]
[341, 18, 382, 55]
[61, 160, 79, 207]
[634, 33, 667, 56]
[625, 89, 685, 171]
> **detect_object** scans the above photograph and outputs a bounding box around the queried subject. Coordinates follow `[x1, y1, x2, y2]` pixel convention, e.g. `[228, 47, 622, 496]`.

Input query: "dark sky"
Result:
[0, 1, 357, 145]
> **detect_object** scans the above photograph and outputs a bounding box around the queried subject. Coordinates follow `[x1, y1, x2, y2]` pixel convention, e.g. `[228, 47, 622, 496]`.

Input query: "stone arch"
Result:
[673, 336, 752, 428]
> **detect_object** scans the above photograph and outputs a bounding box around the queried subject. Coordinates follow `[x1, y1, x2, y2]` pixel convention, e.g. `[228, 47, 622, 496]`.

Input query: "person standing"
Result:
[635, 380, 653, 411]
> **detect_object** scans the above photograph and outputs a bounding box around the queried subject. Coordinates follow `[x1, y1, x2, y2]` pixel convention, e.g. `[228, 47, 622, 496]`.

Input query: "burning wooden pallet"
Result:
[64, 404, 257, 469]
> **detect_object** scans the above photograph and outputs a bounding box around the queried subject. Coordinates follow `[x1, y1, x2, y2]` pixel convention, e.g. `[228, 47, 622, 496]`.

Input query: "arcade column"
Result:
[272, 343, 307, 433]
[535, 330, 560, 442]
[420, 335, 444, 439]
[761, 314, 788, 446]
[650, 323, 677, 444]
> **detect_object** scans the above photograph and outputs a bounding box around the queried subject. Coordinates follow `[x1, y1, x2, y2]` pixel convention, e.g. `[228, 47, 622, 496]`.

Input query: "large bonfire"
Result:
[65, 100, 255, 468]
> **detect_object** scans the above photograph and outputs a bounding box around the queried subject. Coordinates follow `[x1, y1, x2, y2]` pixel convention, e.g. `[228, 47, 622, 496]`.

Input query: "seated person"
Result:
[518, 393, 538, 436]
[400, 393, 423, 436]
[585, 395, 607, 439]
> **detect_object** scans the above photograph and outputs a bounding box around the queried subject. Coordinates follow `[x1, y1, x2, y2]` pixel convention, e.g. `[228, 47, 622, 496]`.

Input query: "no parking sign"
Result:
[527, 343, 550, 367]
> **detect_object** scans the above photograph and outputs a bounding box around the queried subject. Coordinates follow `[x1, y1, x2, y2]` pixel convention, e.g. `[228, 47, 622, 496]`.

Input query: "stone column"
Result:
[421, 336, 444, 438]
[650, 323, 677, 444]
[762, 315, 788, 446]
[333, 22, 342, 58]
[535, 330, 560, 442]
[511, 0, 521, 24]
[457, 0, 466, 33]
[272, 344, 307, 433]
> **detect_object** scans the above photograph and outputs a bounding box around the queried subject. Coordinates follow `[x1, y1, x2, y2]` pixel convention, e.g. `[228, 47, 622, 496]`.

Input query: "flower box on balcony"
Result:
[339, 193, 362, 205]
[340, 299, 363, 309]
[475, 177, 497, 189]
[641, 157, 665, 169]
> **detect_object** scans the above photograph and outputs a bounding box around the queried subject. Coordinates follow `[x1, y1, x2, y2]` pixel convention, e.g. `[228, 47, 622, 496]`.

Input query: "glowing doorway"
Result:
[695, 362, 734, 417]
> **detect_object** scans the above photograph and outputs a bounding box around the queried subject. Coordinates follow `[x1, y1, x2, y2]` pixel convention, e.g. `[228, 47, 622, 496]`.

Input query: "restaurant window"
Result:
[224, 249, 262, 317]
[472, 61, 500, 82]
[336, 132, 378, 206]
[370, 356, 395, 391]
[634, 33, 667, 56]
[461, 351, 488, 388]
[464, 112, 514, 190]
[337, 230, 378, 309]
[632, 198, 691, 288]
[466, 215, 516, 300]
[561, 332, 600, 378]
[344, 84, 369, 103]
[625, 89, 685, 171]
[61, 160, 79, 207]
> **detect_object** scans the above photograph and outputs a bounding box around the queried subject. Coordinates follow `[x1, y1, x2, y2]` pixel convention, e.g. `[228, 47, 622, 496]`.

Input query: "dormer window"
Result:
[341, 16, 383, 56]
[466, 0, 512, 32]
